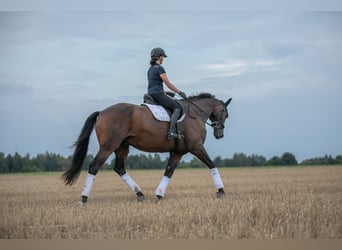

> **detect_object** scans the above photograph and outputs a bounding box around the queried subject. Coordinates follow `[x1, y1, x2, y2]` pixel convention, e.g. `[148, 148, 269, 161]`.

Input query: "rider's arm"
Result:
[160, 73, 181, 94]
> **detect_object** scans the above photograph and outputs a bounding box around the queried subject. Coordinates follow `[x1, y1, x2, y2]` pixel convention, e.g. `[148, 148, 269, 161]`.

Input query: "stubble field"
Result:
[0, 166, 341, 239]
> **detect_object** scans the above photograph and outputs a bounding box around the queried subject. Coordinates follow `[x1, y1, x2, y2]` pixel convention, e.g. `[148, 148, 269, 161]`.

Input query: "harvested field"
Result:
[0, 166, 341, 239]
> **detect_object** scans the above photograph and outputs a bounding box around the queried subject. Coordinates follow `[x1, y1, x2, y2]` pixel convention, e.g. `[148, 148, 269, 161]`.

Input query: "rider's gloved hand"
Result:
[179, 91, 187, 99]
[165, 91, 176, 97]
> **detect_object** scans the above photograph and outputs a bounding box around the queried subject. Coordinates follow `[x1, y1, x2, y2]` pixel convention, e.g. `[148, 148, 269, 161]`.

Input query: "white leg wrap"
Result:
[81, 173, 96, 197]
[156, 176, 170, 197]
[210, 168, 224, 189]
[121, 173, 142, 194]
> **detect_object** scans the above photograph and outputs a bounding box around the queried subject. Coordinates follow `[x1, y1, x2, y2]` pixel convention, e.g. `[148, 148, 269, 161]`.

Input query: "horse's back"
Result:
[96, 103, 152, 131]
[101, 103, 136, 116]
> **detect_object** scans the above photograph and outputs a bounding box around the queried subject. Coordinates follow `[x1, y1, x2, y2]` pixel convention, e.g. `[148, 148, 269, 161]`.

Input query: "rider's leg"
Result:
[167, 108, 181, 140]
[150, 93, 183, 139]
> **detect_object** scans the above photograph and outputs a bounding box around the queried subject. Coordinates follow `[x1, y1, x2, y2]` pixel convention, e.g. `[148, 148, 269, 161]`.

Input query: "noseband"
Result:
[207, 109, 225, 129]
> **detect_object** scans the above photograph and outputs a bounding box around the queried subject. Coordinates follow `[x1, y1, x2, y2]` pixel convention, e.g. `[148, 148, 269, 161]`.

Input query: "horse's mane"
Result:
[187, 93, 215, 100]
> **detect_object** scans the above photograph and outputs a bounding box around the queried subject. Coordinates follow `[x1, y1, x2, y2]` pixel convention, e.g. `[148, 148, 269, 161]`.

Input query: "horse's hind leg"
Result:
[113, 144, 145, 201]
[80, 147, 112, 204]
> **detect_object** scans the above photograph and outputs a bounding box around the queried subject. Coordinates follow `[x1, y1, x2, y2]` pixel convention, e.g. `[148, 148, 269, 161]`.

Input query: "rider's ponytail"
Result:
[150, 57, 158, 65]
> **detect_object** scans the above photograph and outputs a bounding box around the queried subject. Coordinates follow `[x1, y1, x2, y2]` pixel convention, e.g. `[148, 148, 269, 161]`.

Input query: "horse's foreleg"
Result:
[191, 145, 225, 198]
[113, 145, 145, 201]
[80, 148, 112, 204]
[156, 153, 182, 199]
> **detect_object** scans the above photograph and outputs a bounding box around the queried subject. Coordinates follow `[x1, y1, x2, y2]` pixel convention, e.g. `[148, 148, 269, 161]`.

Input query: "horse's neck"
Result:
[187, 98, 216, 121]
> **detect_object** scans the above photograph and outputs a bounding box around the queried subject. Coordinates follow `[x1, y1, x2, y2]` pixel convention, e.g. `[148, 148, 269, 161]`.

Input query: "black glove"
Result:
[165, 91, 175, 97]
[179, 91, 187, 99]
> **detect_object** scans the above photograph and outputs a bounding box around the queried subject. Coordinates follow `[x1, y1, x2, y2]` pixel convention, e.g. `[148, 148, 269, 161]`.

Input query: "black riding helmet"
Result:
[151, 47, 167, 58]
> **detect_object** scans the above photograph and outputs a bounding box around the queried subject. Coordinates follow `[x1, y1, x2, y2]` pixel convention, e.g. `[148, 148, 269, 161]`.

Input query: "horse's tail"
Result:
[62, 111, 100, 186]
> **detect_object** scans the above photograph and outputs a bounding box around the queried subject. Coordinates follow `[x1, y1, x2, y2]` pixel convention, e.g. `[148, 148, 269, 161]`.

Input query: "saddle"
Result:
[142, 94, 185, 122]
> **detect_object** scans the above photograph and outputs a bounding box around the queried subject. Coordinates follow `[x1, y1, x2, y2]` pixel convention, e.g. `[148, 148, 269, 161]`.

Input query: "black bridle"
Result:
[208, 109, 225, 129]
[185, 99, 226, 129]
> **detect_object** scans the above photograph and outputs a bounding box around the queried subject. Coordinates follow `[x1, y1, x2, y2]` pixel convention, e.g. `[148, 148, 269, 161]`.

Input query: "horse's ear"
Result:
[225, 98, 232, 107]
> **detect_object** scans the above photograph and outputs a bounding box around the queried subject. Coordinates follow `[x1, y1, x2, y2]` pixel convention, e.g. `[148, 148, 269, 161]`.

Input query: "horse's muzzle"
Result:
[214, 129, 224, 139]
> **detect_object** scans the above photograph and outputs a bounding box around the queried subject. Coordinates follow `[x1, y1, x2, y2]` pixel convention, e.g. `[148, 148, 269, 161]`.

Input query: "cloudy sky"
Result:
[0, 9, 341, 162]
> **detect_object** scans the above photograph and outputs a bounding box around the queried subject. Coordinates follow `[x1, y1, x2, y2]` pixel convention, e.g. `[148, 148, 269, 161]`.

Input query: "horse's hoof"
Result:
[216, 190, 225, 199]
[136, 191, 146, 202]
[156, 195, 163, 201]
[78, 196, 88, 205]
[137, 195, 146, 202]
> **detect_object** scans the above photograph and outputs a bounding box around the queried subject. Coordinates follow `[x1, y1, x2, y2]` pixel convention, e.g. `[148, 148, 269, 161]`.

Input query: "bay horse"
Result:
[62, 93, 232, 203]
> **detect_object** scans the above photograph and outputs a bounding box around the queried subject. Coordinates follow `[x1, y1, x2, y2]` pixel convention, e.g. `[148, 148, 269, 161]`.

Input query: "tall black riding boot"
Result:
[167, 108, 181, 140]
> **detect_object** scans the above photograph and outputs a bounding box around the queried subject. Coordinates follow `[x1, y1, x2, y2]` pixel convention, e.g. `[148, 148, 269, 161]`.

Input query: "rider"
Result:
[147, 47, 187, 140]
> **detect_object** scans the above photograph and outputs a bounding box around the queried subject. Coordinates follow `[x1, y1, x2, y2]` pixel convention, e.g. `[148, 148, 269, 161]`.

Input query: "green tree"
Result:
[189, 157, 206, 168]
[323, 154, 337, 165]
[232, 153, 248, 167]
[31, 152, 66, 172]
[335, 155, 342, 164]
[82, 154, 94, 170]
[0, 152, 9, 173]
[11, 152, 28, 172]
[266, 156, 281, 166]
[214, 156, 224, 167]
[248, 154, 267, 166]
[148, 153, 164, 169]
[223, 158, 234, 167]
[300, 155, 338, 165]
[6, 154, 14, 172]
[280, 152, 298, 166]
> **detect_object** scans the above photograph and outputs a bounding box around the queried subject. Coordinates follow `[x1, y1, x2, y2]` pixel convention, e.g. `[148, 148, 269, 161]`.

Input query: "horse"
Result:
[62, 93, 232, 203]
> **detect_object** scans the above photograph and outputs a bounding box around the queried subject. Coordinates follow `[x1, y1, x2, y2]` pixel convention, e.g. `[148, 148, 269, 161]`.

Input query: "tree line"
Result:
[0, 151, 341, 173]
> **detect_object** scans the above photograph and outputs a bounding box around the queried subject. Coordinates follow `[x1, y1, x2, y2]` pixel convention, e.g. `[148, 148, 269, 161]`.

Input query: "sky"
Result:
[0, 8, 341, 162]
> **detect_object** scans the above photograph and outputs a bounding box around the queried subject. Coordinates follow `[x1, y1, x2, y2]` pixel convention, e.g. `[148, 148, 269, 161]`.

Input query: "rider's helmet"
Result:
[151, 47, 167, 58]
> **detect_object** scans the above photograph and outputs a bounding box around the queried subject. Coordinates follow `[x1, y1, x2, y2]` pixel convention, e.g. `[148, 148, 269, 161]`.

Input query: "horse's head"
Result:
[209, 98, 232, 139]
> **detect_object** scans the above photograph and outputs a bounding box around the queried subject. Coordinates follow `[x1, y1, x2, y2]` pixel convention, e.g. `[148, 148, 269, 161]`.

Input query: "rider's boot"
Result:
[167, 108, 181, 140]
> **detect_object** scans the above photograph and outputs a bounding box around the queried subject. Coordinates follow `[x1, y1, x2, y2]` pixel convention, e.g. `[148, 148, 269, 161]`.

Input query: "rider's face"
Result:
[158, 55, 165, 64]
